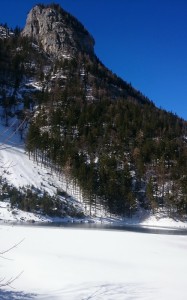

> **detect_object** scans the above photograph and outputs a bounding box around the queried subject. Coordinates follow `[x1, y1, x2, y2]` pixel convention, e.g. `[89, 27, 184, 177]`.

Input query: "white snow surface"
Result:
[1, 225, 187, 300]
[0, 201, 49, 223]
[0, 119, 82, 197]
[0, 141, 62, 196]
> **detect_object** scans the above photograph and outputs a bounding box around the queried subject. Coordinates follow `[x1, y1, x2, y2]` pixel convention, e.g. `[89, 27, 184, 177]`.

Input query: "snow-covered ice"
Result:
[0, 225, 187, 299]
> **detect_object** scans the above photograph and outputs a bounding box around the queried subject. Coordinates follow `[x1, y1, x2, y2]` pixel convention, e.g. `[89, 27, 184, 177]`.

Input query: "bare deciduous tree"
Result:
[0, 239, 24, 288]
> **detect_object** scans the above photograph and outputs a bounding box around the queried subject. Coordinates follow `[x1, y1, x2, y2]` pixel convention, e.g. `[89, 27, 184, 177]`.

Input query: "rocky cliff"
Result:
[22, 4, 95, 59]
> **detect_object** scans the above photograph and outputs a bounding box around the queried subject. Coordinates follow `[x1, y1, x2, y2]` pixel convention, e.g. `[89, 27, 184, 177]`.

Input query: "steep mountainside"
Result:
[0, 3, 186, 220]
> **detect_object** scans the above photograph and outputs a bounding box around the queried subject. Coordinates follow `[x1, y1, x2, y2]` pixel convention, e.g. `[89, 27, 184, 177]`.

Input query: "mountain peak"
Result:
[21, 4, 95, 59]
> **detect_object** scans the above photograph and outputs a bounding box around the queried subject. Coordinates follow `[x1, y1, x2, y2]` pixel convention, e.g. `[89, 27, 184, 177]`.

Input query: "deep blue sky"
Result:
[0, 0, 187, 120]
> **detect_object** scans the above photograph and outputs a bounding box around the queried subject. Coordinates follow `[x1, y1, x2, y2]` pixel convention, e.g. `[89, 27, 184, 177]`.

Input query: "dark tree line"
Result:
[26, 72, 187, 217]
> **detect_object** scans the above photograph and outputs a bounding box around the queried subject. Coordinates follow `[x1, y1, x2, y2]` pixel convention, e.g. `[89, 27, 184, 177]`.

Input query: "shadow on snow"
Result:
[0, 289, 36, 300]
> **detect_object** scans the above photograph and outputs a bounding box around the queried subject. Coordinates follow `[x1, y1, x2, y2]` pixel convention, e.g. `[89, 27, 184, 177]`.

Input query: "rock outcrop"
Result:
[22, 4, 95, 59]
[0, 25, 14, 39]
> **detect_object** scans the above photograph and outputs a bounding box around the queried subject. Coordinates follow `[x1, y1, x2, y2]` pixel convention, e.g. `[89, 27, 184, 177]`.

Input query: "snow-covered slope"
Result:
[0, 117, 86, 222]
[0, 117, 187, 228]
[0, 201, 50, 223]
[1, 225, 187, 299]
[0, 121, 67, 196]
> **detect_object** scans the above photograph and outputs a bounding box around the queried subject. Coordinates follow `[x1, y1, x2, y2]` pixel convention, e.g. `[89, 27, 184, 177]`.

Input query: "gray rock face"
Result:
[22, 4, 95, 59]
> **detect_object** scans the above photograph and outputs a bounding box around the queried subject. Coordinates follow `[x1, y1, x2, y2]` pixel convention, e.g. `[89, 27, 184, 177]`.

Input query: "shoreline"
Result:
[1, 219, 187, 235]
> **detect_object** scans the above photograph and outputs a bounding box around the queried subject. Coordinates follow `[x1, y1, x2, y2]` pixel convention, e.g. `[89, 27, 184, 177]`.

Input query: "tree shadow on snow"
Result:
[0, 289, 36, 300]
[58, 282, 154, 300]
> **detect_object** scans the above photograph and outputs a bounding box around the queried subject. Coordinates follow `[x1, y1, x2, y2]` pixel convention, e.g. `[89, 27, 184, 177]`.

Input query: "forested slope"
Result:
[0, 4, 186, 218]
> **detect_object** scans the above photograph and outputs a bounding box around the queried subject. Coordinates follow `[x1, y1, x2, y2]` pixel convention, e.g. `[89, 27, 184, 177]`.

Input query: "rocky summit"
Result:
[22, 4, 95, 59]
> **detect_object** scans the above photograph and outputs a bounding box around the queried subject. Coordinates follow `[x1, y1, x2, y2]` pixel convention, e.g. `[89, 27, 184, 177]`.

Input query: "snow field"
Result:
[1, 225, 187, 299]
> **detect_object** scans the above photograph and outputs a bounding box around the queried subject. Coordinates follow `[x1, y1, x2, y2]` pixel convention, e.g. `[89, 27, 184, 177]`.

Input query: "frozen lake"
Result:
[1, 224, 187, 299]
[33, 222, 187, 235]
